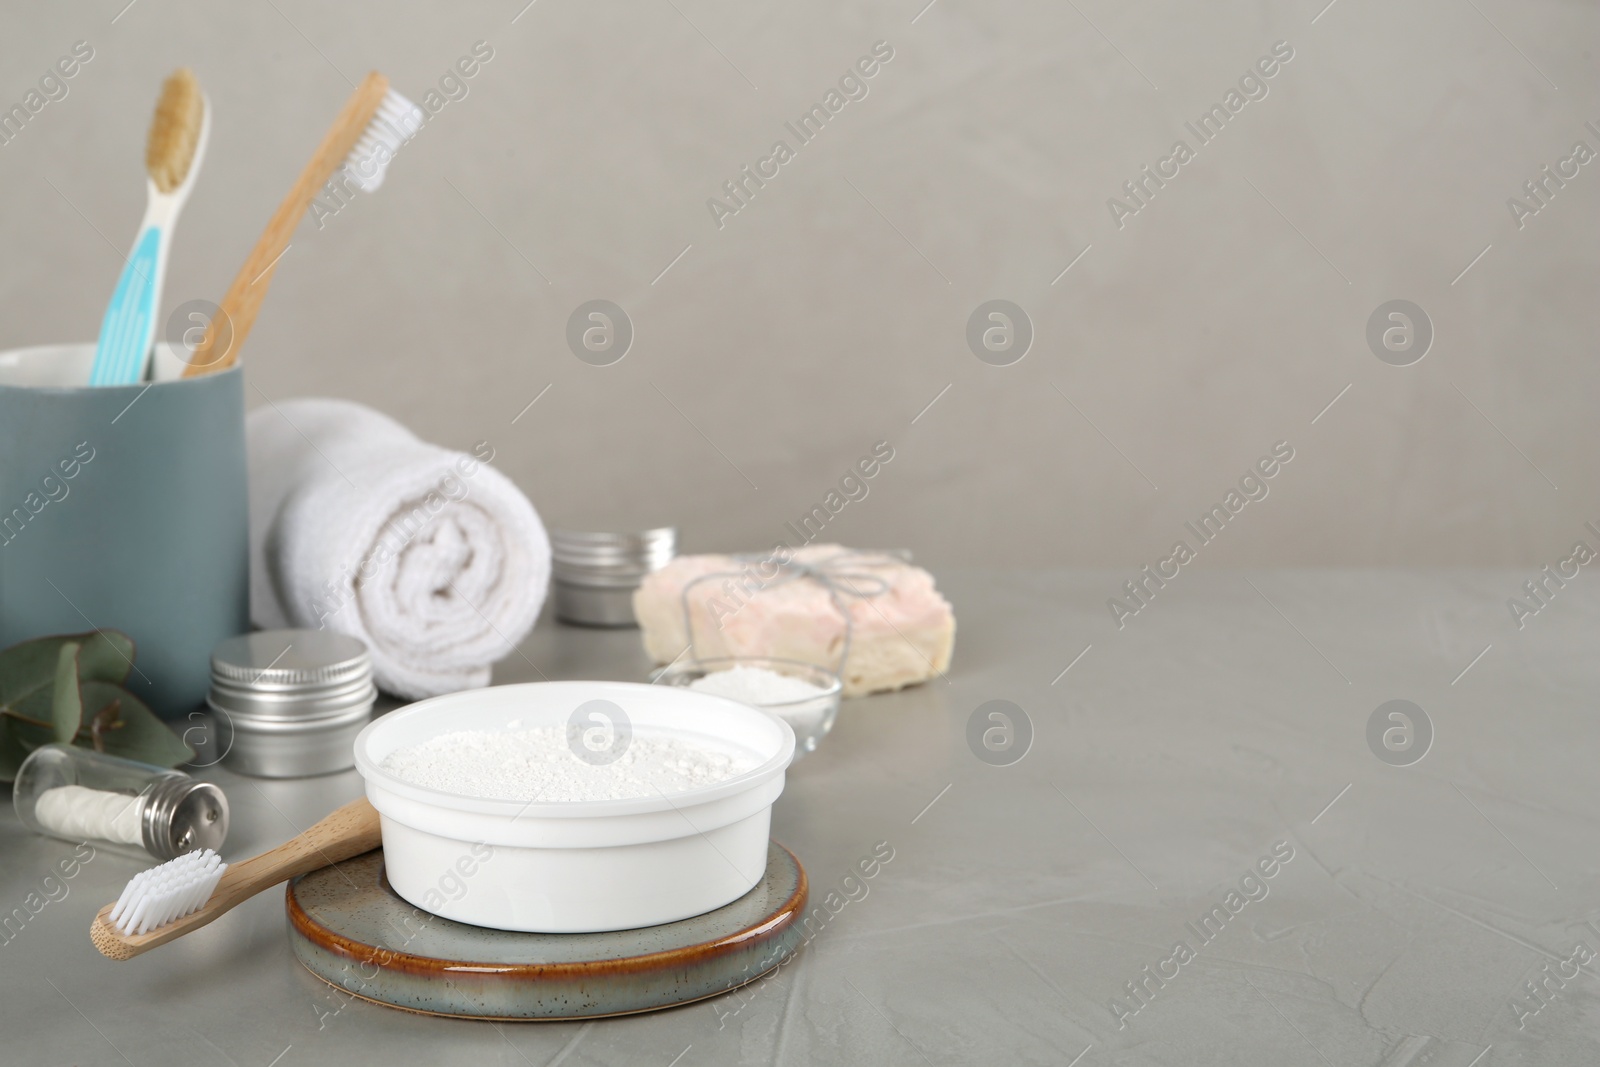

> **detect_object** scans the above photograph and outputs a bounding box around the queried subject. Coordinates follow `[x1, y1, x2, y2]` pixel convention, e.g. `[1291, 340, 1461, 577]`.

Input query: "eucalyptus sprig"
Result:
[0, 630, 193, 781]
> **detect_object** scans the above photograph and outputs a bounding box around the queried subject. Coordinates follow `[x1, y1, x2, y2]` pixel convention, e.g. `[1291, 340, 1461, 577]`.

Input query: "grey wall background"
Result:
[2, 0, 1595, 568]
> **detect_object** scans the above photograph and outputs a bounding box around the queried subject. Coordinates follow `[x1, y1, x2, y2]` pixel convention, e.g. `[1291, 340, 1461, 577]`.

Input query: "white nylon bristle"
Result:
[110, 849, 226, 936]
[340, 89, 423, 193]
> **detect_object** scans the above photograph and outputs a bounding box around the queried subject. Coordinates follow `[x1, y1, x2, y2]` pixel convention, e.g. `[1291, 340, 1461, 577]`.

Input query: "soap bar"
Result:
[633, 545, 955, 697]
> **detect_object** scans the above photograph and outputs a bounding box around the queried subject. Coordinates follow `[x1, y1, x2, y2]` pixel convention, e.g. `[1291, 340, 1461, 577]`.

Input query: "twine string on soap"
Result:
[677, 549, 910, 676]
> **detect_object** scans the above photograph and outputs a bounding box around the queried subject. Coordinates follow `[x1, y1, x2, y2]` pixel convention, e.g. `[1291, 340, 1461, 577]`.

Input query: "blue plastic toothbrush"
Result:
[88, 70, 210, 387]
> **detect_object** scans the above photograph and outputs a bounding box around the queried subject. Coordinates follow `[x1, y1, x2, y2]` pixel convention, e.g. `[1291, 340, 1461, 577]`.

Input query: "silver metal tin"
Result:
[550, 527, 675, 628]
[208, 630, 376, 778]
[553, 579, 643, 627]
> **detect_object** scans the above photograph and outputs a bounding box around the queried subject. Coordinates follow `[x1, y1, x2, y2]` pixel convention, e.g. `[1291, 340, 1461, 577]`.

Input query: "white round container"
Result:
[353, 681, 795, 933]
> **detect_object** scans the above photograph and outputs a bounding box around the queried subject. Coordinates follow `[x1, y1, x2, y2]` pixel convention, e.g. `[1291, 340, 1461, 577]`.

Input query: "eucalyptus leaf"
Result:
[1, 686, 56, 730]
[0, 633, 78, 711]
[0, 712, 57, 783]
[74, 631, 136, 686]
[0, 719, 35, 781]
[80, 681, 193, 767]
[51, 643, 81, 744]
[0, 630, 136, 711]
[0, 629, 166, 782]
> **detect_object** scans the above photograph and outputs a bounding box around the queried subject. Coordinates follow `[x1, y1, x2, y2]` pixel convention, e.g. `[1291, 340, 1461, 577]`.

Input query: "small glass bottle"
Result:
[13, 744, 228, 860]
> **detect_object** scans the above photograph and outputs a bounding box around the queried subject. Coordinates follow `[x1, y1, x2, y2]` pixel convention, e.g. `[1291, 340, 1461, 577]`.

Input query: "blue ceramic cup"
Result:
[0, 343, 250, 719]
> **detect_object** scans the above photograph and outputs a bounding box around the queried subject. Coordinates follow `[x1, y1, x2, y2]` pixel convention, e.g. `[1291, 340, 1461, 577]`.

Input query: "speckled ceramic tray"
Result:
[286, 843, 808, 1020]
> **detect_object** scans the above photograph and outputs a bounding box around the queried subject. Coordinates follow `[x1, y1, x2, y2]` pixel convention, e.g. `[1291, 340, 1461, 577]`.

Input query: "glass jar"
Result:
[650, 656, 843, 759]
[12, 744, 228, 860]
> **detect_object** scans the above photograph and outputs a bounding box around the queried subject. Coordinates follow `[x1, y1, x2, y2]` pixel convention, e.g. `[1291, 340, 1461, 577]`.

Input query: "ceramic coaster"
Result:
[286, 842, 808, 1020]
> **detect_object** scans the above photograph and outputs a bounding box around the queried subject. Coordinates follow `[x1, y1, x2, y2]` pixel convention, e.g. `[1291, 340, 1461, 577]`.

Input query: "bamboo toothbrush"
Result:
[178, 71, 421, 377]
[87, 69, 209, 386]
[90, 798, 380, 960]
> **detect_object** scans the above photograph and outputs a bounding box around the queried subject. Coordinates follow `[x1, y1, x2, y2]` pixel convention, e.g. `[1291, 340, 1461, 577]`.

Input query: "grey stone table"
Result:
[4, 570, 1598, 1066]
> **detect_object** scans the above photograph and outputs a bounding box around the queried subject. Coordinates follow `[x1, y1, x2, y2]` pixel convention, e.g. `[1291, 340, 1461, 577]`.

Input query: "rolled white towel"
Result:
[246, 398, 550, 699]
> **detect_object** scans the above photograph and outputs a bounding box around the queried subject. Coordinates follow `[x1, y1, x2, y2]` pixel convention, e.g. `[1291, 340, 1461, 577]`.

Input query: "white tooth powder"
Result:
[687, 666, 826, 705]
[380, 724, 760, 802]
[687, 667, 834, 747]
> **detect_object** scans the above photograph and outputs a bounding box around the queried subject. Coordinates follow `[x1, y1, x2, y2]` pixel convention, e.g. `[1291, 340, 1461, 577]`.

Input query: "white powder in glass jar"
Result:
[687, 666, 826, 705]
[687, 666, 836, 753]
[380, 724, 759, 802]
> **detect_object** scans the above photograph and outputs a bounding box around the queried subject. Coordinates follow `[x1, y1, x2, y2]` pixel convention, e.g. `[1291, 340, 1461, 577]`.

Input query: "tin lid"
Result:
[209, 630, 374, 722]
[211, 630, 371, 687]
[142, 777, 229, 860]
[551, 527, 675, 584]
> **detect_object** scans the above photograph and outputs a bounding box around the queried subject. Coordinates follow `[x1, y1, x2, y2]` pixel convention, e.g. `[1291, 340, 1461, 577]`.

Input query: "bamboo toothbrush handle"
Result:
[210, 796, 383, 900]
[183, 71, 390, 377]
[90, 797, 382, 960]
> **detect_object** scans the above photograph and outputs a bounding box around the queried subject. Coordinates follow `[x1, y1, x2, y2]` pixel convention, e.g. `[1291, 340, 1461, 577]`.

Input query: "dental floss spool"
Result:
[35, 784, 144, 846]
[12, 744, 229, 860]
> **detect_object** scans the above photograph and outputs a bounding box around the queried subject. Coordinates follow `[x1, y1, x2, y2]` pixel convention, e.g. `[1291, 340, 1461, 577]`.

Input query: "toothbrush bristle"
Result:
[110, 849, 227, 937]
[340, 89, 423, 194]
[147, 68, 204, 194]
